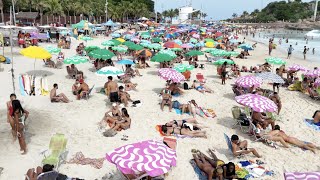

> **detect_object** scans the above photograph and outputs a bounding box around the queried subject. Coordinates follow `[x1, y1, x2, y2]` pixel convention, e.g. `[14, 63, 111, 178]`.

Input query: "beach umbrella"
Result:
[124, 34, 133, 40]
[158, 50, 177, 58]
[106, 140, 177, 177]
[136, 49, 153, 57]
[189, 38, 198, 44]
[205, 38, 214, 42]
[20, 46, 52, 70]
[215, 32, 223, 37]
[81, 36, 93, 42]
[213, 59, 235, 65]
[63, 56, 88, 64]
[127, 44, 144, 51]
[84, 46, 100, 53]
[131, 37, 141, 43]
[181, 43, 193, 49]
[116, 38, 125, 43]
[117, 59, 134, 65]
[205, 42, 215, 48]
[151, 37, 161, 43]
[140, 40, 151, 44]
[141, 34, 151, 39]
[165, 34, 174, 39]
[171, 48, 182, 52]
[101, 39, 121, 46]
[174, 64, 194, 73]
[174, 39, 182, 45]
[235, 94, 278, 113]
[140, 42, 150, 48]
[158, 68, 185, 83]
[88, 49, 115, 60]
[186, 50, 204, 57]
[265, 57, 286, 65]
[147, 43, 162, 50]
[112, 45, 128, 53]
[151, 53, 174, 62]
[111, 33, 121, 38]
[314, 78, 320, 87]
[288, 64, 307, 71]
[204, 48, 216, 53]
[195, 42, 205, 47]
[192, 34, 200, 38]
[123, 41, 136, 47]
[235, 75, 262, 88]
[45, 46, 61, 54]
[304, 70, 320, 78]
[255, 72, 285, 84]
[96, 66, 124, 76]
[163, 42, 181, 48]
[238, 44, 253, 50]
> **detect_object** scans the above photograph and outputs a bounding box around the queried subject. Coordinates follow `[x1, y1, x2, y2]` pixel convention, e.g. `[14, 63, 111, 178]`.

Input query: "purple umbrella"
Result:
[235, 94, 278, 113]
[158, 68, 185, 83]
[288, 64, 307, 71]
[106, 140, 177, 177]
[235, 75, 262, 88]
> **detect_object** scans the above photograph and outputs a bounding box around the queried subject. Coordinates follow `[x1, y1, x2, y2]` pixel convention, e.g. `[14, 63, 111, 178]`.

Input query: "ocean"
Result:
[249, 29, 320, 62]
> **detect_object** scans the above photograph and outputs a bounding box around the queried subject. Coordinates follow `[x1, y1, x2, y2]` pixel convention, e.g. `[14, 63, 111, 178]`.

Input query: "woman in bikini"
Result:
[100, 103, 122, 128]
[110, 108, 131, 131]
[11, 100, 28, 154]
[161, 125, 207, 138]
[164, 118, 198, 128]
[312, 110, 320, 126]
[160, 87, 172, 112]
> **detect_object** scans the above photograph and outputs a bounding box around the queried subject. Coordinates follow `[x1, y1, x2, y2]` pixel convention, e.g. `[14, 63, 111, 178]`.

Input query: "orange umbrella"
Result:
[136, 49, 153, 57]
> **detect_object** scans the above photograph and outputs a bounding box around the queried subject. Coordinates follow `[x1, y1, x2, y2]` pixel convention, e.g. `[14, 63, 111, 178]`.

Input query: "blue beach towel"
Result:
[224, 133, 233, 153]
[174, 108, 190, 115]
[304, 118, 320, 131]
[190, 159, 207, 180]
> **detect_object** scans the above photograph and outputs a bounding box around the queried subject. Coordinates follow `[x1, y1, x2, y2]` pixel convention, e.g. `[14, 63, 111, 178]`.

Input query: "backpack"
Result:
[172, 100, 181, 109]
[239, 113, 250, 126]
[183, 82, 189, 90]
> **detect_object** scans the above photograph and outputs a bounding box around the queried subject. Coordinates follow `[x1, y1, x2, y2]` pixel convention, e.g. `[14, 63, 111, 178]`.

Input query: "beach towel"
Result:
[304, 118, 320, 131]
[23, 75, 31, 95]
[41, 77, 49, 96]
[19, 75, 27, 96]
[284, 172, 320, 180]
[67, 151, 105, 169]
[198, 107, 216, 118]
[174, 108, 190, 115]
[190, 159, 207, 180]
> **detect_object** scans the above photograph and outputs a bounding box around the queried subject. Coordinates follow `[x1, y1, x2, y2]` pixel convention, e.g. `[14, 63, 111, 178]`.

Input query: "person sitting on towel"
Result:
[231, 134, 261, 158]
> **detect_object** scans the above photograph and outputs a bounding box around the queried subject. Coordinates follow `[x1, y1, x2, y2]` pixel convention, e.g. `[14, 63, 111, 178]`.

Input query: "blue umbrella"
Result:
[117, 59, 135, 65]
[195, 42, 205, 47]
[239, 44, 254, 50]
[111, 33, 121, 38]
[166, 34, 174, 39]
[174, 39, 182, 45]
[104, 20, 114, 26]
[124, 34, 133, 40]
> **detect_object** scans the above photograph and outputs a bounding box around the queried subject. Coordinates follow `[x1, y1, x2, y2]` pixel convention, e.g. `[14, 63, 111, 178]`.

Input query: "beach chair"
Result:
[224, 133, 246, 158]
[196, 73, 205, 83]
[231, 106, 247, 132]
[248, 120, 264, 141]
[82, 85, 95, 100]
[41, 133, 68, 171]
[66, 66, 75, 79]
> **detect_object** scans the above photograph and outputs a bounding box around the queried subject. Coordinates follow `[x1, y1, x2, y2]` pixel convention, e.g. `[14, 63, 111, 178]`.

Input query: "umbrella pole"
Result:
[34, 58, 36, 71]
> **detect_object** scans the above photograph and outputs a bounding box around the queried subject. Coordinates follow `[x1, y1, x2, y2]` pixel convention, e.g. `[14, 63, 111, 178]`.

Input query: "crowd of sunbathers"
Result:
[160, 118, 207, 138]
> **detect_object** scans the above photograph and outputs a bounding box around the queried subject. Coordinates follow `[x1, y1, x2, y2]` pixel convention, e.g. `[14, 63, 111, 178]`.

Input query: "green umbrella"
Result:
[205, 38, 214, 42]
[152, 38, 162, 43]
[88, 49, 115, 60]
[123, 41, 136, 46]
[174, 64, 194, 73]
[84, 46, 100, 53]
[151, 53, 174, 62]
[112, 45, 128, 53]
[101, 39, 121, 46]
[63, 55, 88, 64]
[186, 50, 204, 57]
[45, 46, 61, 54]
[140, 43, 150, 48]
[171, 48, 182, 52]
[204, 48, 216, 53]
[213, 59, 235, 65]
[190, 38, 198, 44]
[265, 57, 286, 65]
[127, 44, 144, 51]
[147, 43, 162, 50]
[158, 50, 177, 58]
[81, 36, 93, 41]
[96, 66, 124, 76]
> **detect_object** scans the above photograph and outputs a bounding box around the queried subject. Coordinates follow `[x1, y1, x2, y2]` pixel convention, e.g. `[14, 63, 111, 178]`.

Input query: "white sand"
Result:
[0, 33, 319, 180]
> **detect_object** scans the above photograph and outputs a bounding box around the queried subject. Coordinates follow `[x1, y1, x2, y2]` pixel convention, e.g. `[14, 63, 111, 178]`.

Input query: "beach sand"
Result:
[0, 33, 319, 180]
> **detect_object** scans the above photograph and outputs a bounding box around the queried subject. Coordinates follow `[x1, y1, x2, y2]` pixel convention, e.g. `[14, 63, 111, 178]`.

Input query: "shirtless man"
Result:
[231, 134, 261, 158]
[160, 86, 172, 112]
[50, 83, 70, 103]
[168, 82, 183, 95]
[106, 76, 119, 103]
[76, 79, 89, 100]
[269, 92, 282, 114]
[274, 125, 320, 153]
[252, 111, 275, 130]
[118, 86, 133, 107]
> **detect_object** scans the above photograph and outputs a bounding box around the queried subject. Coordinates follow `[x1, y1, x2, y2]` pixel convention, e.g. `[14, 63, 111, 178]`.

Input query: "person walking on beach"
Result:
[303, 46, 307, 60]
[312, 48, 315, 55]
[287, 45, 294, 59]
[268, 41, 273, 55]
[221, 62, 227, 85]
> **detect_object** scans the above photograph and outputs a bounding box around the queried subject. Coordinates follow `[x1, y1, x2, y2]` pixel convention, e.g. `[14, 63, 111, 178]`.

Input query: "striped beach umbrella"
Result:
[96, 66, 124, 76]
[255, 72, 285, 84]
[288, 64, 307, 71]
[314, 78, 320, 87]
[63, 56, 88, 64]
[235, 94, 278, 113]
[174, 64, 194, 73]
[235, 75, 262, 88]
[265, 57, 286, 65]
[158, 68, 185, 83]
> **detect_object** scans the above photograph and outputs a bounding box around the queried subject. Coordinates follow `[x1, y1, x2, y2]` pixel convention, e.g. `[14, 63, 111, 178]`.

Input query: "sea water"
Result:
[250, 29, 320, 62]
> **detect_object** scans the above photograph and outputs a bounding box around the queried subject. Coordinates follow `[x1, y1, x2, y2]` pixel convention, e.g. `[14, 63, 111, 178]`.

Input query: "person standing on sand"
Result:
[312, 48, 315, 55]
[303, 46, 308, 60]
[287, 45, 294, 59]
[106, 76, 119, 103]
[268, 41, 273, 55]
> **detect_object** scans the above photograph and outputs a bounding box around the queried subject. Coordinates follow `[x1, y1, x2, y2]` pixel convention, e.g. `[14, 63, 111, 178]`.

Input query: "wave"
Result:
[305, 30, 320, 38]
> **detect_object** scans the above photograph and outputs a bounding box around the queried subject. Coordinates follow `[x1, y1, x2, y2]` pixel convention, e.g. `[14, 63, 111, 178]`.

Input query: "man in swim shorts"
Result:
[106, 76, 119, 103]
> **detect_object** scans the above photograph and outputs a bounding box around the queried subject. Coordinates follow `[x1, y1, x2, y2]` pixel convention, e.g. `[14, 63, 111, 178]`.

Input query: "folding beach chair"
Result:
[224, 133, 233, 155]
[196, 73, 205, 83]
[231, 106, 247, 132]
[41, 133, 68, 171]
[82, 85, 95, 100]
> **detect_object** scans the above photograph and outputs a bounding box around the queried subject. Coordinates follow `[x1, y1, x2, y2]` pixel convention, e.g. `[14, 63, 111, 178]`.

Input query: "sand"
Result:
[0, 32, 319, 180]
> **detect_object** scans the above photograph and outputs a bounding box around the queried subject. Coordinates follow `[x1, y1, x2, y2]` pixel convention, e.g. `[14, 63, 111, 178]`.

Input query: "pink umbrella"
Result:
[192, 34, 200, 39]
[106, 140, 177, 177]
[314, 78, 320, 87]
[131, 38, 140, 43]
[235, 94, 278, 113]
[158, 68, 185, 82]
[288, 64, 307, 71]
[235, 75, 262, 88]
[304, 70, 320, 78]
[181, 43, 193, 49]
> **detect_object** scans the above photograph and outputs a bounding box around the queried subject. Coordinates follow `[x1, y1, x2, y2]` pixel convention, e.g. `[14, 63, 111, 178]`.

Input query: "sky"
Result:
[154, 0, 314, 20]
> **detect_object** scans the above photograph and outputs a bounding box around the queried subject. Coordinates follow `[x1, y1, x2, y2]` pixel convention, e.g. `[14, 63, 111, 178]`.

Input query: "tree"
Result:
[232, 13, 238, 18]
[45, 0, 64, 16]
[241, 11, 249, 18]
[0, 0, 3, 23]
[167, 9, 176, 22]
[33, 0, 47, 24]
[201, 12, 207, 20]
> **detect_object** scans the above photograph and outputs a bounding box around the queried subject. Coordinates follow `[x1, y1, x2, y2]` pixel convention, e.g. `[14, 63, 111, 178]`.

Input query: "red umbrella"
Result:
[215, 32, 223, 37]
[163, 42, 181, 48]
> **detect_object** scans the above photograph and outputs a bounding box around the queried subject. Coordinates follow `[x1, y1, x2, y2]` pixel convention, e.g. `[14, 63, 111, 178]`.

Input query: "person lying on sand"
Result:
[119, 86, 133, 107]
[195, 82, 213, 93]
[274, 125, 320, 153]
[164, 118, 198, 128]
[312, 110, 320, 126]
[161, 125, 207, 138]
[179, 102, 195, 117]
[252, 111, 275, 130]
[50, 84, 70, 103]
[160, 87, 172, 112]
[100, 103, 121, 128]
[125, 82, 137, 91]
[231, 134, 262, 158]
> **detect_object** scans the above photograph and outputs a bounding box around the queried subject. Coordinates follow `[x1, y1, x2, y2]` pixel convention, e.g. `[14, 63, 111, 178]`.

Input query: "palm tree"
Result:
[167, 9, 176, 22]
[232, 13, 238, 19]
[201, 12, 207, 20]
[241, 11, 249, 18]
[0, 0, 3, 23]
[33, 0, 47, 25]
[46, 0, 64, 16]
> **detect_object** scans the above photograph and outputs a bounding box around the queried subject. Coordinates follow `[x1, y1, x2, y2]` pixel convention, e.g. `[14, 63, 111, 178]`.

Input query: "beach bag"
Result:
[172, 100, 181, 109]
[239, 113, 250, 126]
[183, 82, 189, 90]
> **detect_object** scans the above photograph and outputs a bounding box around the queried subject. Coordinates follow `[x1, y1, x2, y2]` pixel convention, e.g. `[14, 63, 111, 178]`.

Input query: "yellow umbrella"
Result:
[20, 46, 52, 70]
[205, 42, 214, 48]
[116, 38, 125, 43]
